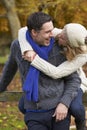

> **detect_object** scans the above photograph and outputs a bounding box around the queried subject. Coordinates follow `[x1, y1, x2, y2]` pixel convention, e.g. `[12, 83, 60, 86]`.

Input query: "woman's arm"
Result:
[78, 68, 87, 86]
[18, 26, 87, 79]
[18, 26, 33, 55]
[31, 54, 87, 79]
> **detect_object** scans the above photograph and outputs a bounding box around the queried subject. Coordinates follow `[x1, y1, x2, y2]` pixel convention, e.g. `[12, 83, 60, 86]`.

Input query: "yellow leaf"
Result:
[0, 120, 3, 123]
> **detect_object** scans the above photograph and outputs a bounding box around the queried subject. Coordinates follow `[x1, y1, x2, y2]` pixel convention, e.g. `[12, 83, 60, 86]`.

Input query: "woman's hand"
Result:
[22, 50, 36, 62]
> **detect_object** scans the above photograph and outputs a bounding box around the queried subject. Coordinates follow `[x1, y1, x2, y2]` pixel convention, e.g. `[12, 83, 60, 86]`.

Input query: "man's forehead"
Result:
[41, 21, 54, 30]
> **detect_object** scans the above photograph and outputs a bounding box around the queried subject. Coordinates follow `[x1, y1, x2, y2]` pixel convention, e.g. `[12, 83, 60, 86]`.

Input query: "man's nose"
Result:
[50, 31, 54, 37]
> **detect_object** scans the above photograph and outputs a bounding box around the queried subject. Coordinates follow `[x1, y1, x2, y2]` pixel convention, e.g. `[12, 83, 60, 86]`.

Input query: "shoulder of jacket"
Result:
[10, 39, 20, 49]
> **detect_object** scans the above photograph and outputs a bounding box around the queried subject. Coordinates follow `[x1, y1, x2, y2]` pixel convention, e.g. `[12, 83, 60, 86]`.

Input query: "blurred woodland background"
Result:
[0, 0, 87, 130]
[0, 0, 87, 58]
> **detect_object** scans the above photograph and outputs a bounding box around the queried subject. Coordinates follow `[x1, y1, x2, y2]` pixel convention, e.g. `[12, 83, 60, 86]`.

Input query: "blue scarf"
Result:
[23, 30, 54, 102]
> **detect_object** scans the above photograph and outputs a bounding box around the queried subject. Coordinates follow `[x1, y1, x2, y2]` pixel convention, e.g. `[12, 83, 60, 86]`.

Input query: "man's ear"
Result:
[31, 29, 37, 37]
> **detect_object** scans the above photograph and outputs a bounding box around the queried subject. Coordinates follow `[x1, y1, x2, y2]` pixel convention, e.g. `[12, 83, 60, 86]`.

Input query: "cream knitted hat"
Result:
[52, 28, 62, 37]
[64, 23, 87, 47]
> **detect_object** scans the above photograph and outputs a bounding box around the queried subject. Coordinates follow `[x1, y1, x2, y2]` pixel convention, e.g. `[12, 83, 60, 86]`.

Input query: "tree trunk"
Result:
[1, 0, 21, 40]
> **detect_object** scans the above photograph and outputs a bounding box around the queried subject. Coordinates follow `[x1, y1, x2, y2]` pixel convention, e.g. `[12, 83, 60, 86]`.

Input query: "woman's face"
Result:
[57, 31, 68, 46]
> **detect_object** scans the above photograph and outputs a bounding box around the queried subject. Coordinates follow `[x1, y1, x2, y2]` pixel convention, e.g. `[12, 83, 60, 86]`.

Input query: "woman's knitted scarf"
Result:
[23, 30, 54, 102]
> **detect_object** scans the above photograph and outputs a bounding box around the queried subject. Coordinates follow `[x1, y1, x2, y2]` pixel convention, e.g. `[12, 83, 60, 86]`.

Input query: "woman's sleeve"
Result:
[31, 54, 87, 79]
[78, 68, 87, 92]
[18, 26, 33, 55]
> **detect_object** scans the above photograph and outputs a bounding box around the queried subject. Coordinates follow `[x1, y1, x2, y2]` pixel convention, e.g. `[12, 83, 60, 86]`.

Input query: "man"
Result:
[19, 23, 87, 130]
[0, 12, 81, 130]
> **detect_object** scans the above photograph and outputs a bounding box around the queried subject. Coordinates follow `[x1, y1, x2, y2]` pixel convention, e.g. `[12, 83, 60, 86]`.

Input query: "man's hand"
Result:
[52, 103, 68, 121]
[22, 50, 36, 62]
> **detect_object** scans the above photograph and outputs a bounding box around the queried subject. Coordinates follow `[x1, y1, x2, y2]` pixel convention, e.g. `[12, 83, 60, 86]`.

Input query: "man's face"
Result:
[32, 21, 54, 46]
[58, 31, 67, 46]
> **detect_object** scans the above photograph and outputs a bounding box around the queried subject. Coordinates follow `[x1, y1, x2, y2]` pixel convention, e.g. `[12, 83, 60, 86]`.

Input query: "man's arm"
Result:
[0, 40, 18, 92]
[54, 70, 81, 121]
[60, 72, 81, 108]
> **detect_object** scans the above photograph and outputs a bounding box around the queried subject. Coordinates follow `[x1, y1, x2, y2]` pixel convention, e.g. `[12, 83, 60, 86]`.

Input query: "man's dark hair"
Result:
[27, 12, 52, 32]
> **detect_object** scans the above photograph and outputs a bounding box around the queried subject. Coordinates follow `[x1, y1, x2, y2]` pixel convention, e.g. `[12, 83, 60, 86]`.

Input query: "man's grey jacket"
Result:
[0, 39, 81, 110]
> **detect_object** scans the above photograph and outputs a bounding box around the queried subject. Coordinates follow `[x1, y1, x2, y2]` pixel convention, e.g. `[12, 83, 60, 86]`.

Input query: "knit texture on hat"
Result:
[52, 28, 62, 37]
[64, 23, 87, 47]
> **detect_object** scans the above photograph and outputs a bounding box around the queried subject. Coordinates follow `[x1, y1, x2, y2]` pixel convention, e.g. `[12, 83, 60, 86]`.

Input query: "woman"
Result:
[18, 23, 87, 130]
